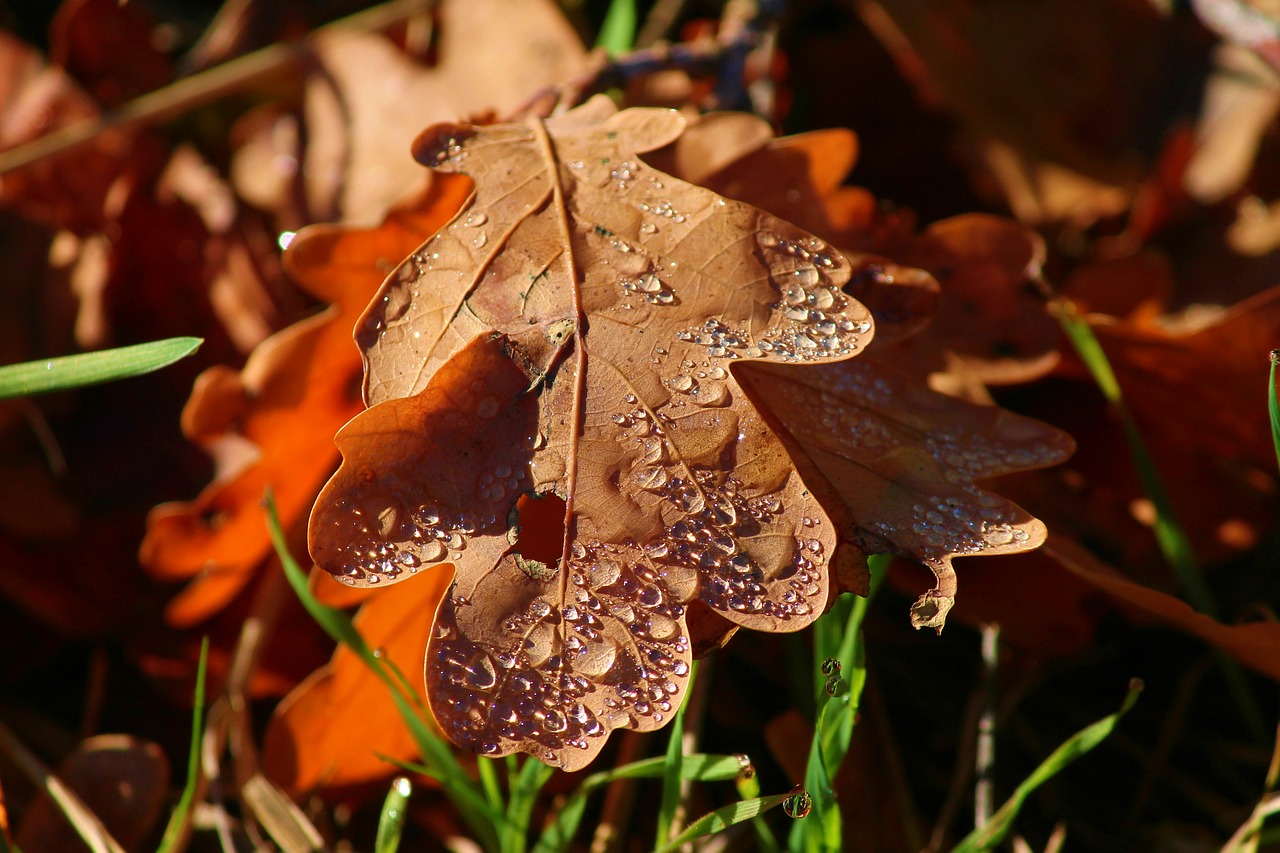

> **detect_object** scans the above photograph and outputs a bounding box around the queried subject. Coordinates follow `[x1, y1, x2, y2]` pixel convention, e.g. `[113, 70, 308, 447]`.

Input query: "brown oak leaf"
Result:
[309, 96, 876, 770]
[652, 118, 1074, 631]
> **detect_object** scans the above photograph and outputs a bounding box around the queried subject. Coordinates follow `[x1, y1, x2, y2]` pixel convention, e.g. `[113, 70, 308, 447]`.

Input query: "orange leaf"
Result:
[310, 97, 876, 769]
[263, 567, 452, 795]
[141, 174, 471, 626]
[1046, 535, 1280, 681]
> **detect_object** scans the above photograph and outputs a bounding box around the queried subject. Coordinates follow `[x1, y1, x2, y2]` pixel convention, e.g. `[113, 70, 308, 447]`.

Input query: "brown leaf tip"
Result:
[411, 122, 477, 169]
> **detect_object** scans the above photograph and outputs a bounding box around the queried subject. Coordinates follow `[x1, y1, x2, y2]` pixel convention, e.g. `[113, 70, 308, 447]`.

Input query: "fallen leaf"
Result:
[657, 120, 1074, 630]
[246, 0, 587, 227]
[0, 30, 131, 233]
[310, 97, 875, 770]
[263, 567, 452, 795]
[1045, 534, 1280, 680]
[142, 174, 471, 627]
[14, 734, 168, 853]
[740, 332, 1074, 631]
[49, 0, 172, 107]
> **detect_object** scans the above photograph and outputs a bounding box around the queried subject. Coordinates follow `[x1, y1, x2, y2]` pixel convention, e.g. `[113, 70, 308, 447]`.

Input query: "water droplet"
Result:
[464, 212, 488, 227]
[784, 787, 813, 819]
[639, 222, 657, 235]
[633, 466, 668, 490]
[476, 396, 500, 419]
[669, 374, 695, 393]
[472, 233, 488, 249]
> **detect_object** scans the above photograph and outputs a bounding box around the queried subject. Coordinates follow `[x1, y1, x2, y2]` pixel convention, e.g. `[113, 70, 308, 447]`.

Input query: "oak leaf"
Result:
[653, 118, 1075, 631]
[309, 96, 876, 770]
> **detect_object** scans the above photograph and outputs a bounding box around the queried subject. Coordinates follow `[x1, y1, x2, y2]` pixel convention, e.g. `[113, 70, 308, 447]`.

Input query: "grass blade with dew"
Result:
[595, 0, 636, 56]
[0, 337, 202, 400]
[790, 555, 888, 853]
[264, 492, 504, 850]
[655, 793, 797, 853]
[533, 754, 747, 853]
[1269, 350, 1280, 476]
[1056, 301, 1265, 739]
[951, 679, 1144, 853]
[656, 662, 697, 848]
[156, 636, 208, 853]
[376, 777, 412, 853]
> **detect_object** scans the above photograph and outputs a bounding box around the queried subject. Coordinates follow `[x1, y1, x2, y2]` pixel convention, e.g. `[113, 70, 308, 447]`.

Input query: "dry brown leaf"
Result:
[14, 735, 168, 853]
[263, 567, 452, 795]
[740, 335, 1074, 631]
[1045, 535, 1280, 680]
[248, 0, 587, 227]
[309, 96, 876, 769]
[654, 120, 1073, 630]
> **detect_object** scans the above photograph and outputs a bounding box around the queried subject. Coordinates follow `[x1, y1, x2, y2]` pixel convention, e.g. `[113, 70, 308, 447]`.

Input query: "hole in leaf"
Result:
[511, 491, 567, 572]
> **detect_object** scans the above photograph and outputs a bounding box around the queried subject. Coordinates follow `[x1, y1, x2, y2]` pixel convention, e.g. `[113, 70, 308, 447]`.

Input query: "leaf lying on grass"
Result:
[310, 96, 876, 770]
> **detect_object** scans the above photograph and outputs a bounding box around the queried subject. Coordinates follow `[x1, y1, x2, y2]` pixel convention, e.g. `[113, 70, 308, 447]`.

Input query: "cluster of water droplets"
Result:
[327, 493, 499, 586]
[754, 231, 871, 362]
[429, 533, 698, 764]
[423, 133, 467, 166]
[620, 271, 677, 306]
[925, 432, 1058, 482]
[871, 486, 1028, 560]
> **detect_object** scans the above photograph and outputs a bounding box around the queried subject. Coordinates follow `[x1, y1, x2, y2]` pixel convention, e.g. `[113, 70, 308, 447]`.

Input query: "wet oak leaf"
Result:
[655, 119, 1074, 631]
[309, 97, 876, 770]
[739, 343, 1074, 631]
[142, 175, 470, 626]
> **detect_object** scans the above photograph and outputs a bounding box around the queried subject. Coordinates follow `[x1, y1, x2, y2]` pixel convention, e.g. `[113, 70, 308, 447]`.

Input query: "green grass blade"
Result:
[504, 758, 555, 853]
[156, 636, 208, 853]
[1269, 350, 1280, 476]
[595, 0, 636, 56]
[791, 555, 887, 853]
[1057, 307, 1212, 613]
[655, 793, 793, 853]
[1059, 304, 1265, 739]
[656, 662, 697, 847]
[264, 493, 502, 850]
[0, 338, 202, 400]
[952, 679, 1144, 853]
[375, 777, 412, 853]
[533, 754, 746, 853]
[477, 756, 504, 814]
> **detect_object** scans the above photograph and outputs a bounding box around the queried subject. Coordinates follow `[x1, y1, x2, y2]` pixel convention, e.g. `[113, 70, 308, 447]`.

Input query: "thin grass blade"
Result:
[952, 679, 1143, 853]
[533, 754, 746, 853]
[0, 338, 202, 400]
[791, 555, 887, 852]
[595, 0, 636, 56]
[504, 758, 555, 853]
[1269, 350, 1280, 476]
[376, 778, 412, 853]
[156, 636, 208, 853]
[655, 793, 793, 853]
[656, 662, 697, 847]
